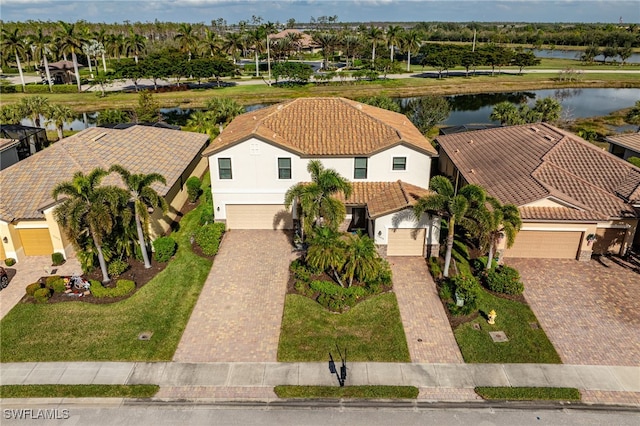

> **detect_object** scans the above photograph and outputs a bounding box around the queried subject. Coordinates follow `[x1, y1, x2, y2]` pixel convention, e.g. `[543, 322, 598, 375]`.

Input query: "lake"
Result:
[530, 49, 640, 64]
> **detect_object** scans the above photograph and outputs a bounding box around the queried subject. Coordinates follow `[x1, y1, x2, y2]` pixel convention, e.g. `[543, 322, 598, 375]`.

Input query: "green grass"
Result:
[454, 288, 561, 364]
[0, 199, 213, 361]
[0, 385, 159, 399]
[274, 385, 419, 399]
[475, 387, 581, 401]
[277, 293, 410, 362]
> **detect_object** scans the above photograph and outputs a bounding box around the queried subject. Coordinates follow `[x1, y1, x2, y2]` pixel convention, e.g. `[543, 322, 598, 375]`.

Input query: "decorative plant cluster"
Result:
[186, 176, 202, 203]
[194, 222, 226, 256]
[440, 274, 481, 316]
[108, 259, 130, 277]
[91, 279, 135, 298]
[51, 252, 65, 266]
[481, 265, 524, 295]
[152, 236, 177, 262]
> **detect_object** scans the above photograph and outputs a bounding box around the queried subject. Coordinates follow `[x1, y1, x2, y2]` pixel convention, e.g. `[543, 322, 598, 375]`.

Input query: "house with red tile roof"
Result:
[436, 123, 640, 261]
[202, 97, 440, 256]
[0, 126, 209, 263]
[607, 132, 640, 161]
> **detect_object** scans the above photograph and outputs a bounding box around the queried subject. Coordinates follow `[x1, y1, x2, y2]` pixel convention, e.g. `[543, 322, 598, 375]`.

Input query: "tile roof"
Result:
[0, 126, 209, 221]
[333, 181, 432, 218]
[0, 138, 18, 152]
[269, 29, 319, 49]
[436, 123, 640, 220]
[519, 206, 605, 221]
[606, 132, 640, 154]
[202, 97, 437, 157]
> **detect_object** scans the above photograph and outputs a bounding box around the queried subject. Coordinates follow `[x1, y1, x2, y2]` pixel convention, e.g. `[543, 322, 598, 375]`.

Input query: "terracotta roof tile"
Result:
[436, 123, 640, 220]
[519, 206, 605, 221]
[606, 132, 640, 154]
[332, 181, 431, 218]
[202, 97, 436, 157]
[0, 126, 209, 221]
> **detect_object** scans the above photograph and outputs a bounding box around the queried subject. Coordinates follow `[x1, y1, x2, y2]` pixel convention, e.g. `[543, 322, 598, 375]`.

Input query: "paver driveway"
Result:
[173, 230, 295, 362]
[388, 257, 463, 363]
[508, 257, 640, 366]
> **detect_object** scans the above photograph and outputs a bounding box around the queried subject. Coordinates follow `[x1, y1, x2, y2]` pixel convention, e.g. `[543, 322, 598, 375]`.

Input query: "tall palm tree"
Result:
[413, 176, 486, 277]
[1, 27, 27, 90]
[20, 96, 50, 128]
[284, 160, 352, 239]
[185, 110, 216, 136]
[222, 31, 244, 64]
[312, 32, 339, 69]
[55, 21, 85, 92]
[124, 29, 146, 64]
[474, 197, 522, 270]
[174, 23, 199, 62]
[52, 168, 130, 283]
[365, 26, 385, 65]
[246, 26, 267, 77]
[46, 104, 76, 140]
[200, 28, 222, 57]
[386, 25, 403, 62]
[109, 165, 168, 269]
[105, 32, 125, 61]
[306, 226, 346, 287]
[343, 232, 379, 288]
[93, 27, 109, 72]
[205, 97, 245, 131]
[400, 29, 422, 72]
[29, 28, 54, 92]
[341, 34, 361, 68]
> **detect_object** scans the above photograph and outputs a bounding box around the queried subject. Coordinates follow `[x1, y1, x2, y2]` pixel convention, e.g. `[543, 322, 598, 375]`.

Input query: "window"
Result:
[218, 158, 232, 179]
[354, 157, 368, 179]
[392, 157, 406, 171]
[278, 157, 292, 179]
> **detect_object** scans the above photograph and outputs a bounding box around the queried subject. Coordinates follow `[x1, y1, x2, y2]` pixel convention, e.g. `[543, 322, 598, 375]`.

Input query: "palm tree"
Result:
[222, 31, 244, 64]
[1, 27, 27, 90]
[109, 165, 168, 269]
[200, 28, 222, 57]
[413, 176, 486, 277]
[185, 110, 217, 136]
[20, 96, 50, 128]
[46, 104, 76, 140]
[52, 168, 130, 283]
[306, 226, 346, 287]
[490, 101, 519, 125]
[474, 197, 522, 270]
[124, 29, 146, 64]
[313, 32, 339, 69]
[205, 97, 245, 131]
[246, 26, 267, 77]
[93, 27, 109, 72]
[96, 109, 130, 126]
[365, 26, 385, 65]
[343, 232, 379, 288]
[174, 23, 199, 62]
[386, 25, 403, 62]
[400, 29, 422, 72]
[55, 21, 85, 92]
[29, 28, 54, 92]
[105, 33, 125, 61]
[284, 160, 352, 239]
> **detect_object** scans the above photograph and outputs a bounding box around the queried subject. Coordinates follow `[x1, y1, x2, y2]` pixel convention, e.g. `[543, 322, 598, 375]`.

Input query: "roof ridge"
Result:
[397, 180, 410, 206]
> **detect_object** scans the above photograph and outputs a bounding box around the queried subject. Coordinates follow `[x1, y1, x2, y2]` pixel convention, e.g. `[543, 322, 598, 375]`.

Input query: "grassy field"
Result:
[475, 387, 581, 401]
[0, 385, 159, 398]
[277, 293, 410, 362]
[0, 194, 213, 362]
[274, 385, 419, 399]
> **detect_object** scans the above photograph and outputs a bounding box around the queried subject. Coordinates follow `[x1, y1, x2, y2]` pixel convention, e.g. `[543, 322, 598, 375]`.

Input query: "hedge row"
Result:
[90, 279, 136, 298]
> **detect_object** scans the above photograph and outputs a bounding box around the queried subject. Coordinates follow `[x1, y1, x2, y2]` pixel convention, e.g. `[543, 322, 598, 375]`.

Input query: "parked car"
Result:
[0, 266, 8, 289]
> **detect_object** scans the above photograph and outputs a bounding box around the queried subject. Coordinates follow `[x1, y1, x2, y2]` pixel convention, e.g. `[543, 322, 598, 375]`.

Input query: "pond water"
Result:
[530, 49, 640, 64]
[22, 88, 640, 131]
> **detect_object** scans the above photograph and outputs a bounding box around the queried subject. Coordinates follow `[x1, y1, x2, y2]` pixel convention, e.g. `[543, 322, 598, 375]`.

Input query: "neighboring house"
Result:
[39, 60, 79, 85]
[268, 29, 321, 54]
[436, 123, 640, 261]
[0, 124, 48, 170]
[606, 132, 640, 161]
[0, 125, 209, 263]
[202, 97, 440, 256]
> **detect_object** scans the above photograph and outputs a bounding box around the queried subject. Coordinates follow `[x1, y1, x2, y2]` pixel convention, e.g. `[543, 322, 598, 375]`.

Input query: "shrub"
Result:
[294, 280, 314, 298]
[447, 274, 480, 315]
[428, 257, 442, 280]
[108, 259, 130, 277]
[198, 187, 214, 225]
[472, 256, 498, 272]
[311, 280, 368, 312]
[51, 252, 65, 266]
[186, 176, 202, 203]
[0, 84, 18, 93]
[194, 222, 225, 256]
[310, 280, 340, 296]
[33, 287, 52, 303]
[290, 259, 312, 282]
[5, 258, 16, 266]
[45, 276, 66, 293]
[153, 236, 177, 262]
[91, 279, 135, 298]
[484, 265, 524, 295]
[26, 281, 44, 296]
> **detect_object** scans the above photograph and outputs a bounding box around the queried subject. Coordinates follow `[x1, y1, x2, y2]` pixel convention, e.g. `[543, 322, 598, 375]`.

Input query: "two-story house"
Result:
[202, 97, 441, 256]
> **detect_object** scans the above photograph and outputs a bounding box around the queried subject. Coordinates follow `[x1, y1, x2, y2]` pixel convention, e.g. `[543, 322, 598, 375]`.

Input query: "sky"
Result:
[0, 0, 638, 24]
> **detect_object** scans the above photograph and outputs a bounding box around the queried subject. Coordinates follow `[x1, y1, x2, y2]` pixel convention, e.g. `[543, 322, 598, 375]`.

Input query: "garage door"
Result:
[17, 228, 54, 256]
[225, 204, 293, 230]
[505, 230, 582, 259]
[387, 228, 425, 256]
[593, 228, 626, 255]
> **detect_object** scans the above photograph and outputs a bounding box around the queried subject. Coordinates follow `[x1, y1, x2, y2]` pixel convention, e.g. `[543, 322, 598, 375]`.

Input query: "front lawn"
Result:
[475, 387, 581, 401]
[277, 293, 410, 362]
[275, 385, 419, 399]
[0, 199, 213, 361]
[0, 385, 159, 398]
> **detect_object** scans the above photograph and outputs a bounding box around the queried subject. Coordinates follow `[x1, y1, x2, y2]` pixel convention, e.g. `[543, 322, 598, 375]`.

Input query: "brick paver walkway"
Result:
[173, 230, 295, 362]
[388, 257, 463, 363]
[508, 257, 640, 366]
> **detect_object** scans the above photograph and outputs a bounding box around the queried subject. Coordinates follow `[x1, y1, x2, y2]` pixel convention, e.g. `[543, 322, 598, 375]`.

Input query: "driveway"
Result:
[0, 255, 82, 320]
[388, 257, 463, 363]
[508, 257, 640, 366]
[173, 230, 295, 362]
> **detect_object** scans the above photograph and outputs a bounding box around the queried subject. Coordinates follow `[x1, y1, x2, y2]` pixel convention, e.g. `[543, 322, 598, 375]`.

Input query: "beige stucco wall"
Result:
[596, 218, 638, 256]
[0, 220, 21, 261]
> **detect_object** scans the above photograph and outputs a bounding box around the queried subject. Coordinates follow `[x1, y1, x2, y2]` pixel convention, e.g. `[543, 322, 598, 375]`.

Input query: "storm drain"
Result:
[138, 331, 154, 341]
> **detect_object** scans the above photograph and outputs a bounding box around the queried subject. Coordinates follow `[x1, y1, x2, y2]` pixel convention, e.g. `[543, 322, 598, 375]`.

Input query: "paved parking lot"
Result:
[508, 257, 640, 366]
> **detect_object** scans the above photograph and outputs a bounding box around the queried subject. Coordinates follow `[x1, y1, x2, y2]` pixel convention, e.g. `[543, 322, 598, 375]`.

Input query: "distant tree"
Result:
[490, 101, 520, 125]
[124, 29, 146, 63]
[96, 109, 131, 125]
[0, 104, 25, 125]
[272, 61, 313, 84]
[365, 26, 385, 66]
[20, 96, 50, 128]
[601, 46, 617, 63]
[617, 44, 633, 65]
[512, 50, 540, 73]
[581, 45, 600, 63]
[532, 97, 561, 123]
[113, 60, 146, 92]
[174, 23, 199, 62]
[357, 95, 401, 112]
[188, 58, 216, 85]
[134, 91, 160, 123]
[30, 27, 54, 92]
[46, 104, 76, 140]
[1, 27, 27, 90]
[55, 21, 85, 92]
[626, 100, 640, 131]
[386, 25, 403, 62]
[209, 57, 236, 86]
[205, 97, 244, 130]
[404, 96, 451, 134]
[399, 29, 422, 72]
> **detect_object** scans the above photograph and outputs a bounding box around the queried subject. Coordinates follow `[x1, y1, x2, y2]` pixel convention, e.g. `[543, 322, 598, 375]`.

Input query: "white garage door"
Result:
[505, 230, 582, 259]
[225, 204, 293, 230]
[387, 228, 425, 256]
